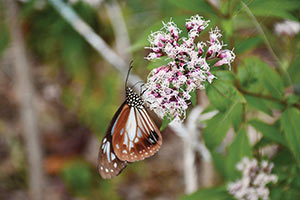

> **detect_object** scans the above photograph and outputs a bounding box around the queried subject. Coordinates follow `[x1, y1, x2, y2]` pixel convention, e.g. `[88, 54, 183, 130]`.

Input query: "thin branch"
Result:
[5, 1, 45, 200]
[48, 0, 141, 85]
[105, 0, 132, 62]
[238, 85, 300, 110]
[183, 106, 201, 194]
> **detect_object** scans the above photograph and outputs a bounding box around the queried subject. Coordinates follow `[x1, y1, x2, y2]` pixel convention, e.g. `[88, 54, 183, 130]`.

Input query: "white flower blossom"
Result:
[228, 157, 278, 200]
[274, 20, 300, 37]
[143, 15, 235, 122]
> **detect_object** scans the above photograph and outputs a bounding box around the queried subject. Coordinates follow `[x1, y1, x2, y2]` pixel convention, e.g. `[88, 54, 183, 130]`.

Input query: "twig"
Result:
[48, 0, 141, 85]
[183, 106, 202, 193]
[238, 86, 300, 110]
[105, 0, 132, 62]
[5, 1, 44, 200]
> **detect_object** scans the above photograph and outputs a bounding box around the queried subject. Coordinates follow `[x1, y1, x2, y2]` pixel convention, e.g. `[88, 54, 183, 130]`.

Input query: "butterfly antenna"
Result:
[125, 61, 134, 89]
[141, 84, 148, 96]
[132, 81, 144, 90]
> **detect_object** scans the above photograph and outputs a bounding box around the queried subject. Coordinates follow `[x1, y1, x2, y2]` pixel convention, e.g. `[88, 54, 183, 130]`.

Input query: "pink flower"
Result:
[214, 49, 236, 70]
[144, 15, 235, 122]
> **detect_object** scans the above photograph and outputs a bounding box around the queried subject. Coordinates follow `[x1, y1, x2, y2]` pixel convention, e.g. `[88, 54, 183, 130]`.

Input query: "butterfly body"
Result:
[98, 87, 162, 179]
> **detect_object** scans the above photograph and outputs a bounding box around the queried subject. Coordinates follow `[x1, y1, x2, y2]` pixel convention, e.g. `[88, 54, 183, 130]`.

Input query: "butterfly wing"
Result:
[112, 106, 162, 162]
[98, 102, 129, 179]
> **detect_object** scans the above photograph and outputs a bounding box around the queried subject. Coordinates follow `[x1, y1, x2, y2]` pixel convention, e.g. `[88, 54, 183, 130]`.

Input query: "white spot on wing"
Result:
[114, 162, 117, 168]
[122, 149, 128, 154]
[111, 153, 116, 160]
[134, 137, 139, 143]
[103, 142, 111, 163]
[105, 168, 109, 173]
[126, 108, 137, 141]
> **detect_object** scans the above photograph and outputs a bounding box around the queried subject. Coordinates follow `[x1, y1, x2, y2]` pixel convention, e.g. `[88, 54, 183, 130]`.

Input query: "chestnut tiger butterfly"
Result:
[98, 65, 162, 179]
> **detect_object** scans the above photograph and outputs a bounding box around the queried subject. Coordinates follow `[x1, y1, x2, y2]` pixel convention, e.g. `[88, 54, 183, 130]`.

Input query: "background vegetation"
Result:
[0, 0, 299, 199]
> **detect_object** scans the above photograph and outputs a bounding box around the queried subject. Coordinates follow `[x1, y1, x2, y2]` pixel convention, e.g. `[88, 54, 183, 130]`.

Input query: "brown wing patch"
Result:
[112, 107, 162, 162]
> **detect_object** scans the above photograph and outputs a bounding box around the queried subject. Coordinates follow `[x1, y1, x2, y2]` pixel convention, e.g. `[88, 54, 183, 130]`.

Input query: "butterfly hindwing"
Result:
[112, 106, 162, 162]
[98, 102, 128, 179]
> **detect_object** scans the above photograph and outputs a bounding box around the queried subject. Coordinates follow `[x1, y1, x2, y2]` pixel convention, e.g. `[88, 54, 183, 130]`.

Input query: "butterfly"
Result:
[98, 66, 162, 179]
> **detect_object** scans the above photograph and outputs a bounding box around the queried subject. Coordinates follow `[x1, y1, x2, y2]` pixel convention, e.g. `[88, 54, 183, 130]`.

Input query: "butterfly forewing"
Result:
[112, 106, 162, 162]
[98, 103, 128, 179]
[98, 86, 163, 179]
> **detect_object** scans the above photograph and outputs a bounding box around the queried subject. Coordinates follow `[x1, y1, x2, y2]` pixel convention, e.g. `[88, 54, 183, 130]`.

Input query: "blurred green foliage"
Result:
[0, 0, 300, 199]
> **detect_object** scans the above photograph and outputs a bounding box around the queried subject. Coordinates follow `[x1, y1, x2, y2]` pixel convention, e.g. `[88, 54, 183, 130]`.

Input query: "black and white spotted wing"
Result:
[98, 102, 128, 179]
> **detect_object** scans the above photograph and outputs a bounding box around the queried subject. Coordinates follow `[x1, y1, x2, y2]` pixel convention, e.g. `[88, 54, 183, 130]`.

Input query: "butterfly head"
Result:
[125, 87, 144, 108]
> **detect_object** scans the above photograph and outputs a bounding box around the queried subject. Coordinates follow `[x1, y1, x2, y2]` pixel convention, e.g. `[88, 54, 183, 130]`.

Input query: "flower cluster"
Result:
[228, 157, 278, 200]
[143, 15, 235, 122]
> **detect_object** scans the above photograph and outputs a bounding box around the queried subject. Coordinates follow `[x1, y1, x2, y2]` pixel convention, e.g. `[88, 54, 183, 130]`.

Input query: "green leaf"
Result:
[226, 127, 252, 180]
[213, 70, 235, 84]
[245, 95, 272, 115]
[254, 137, 275, 149]
[204, 102, 242, 150]
[272, 148, 295, 167]
[286, 95, 300, 106]
[190, 90, 197, 107]
[206, 80, 245, 111]
[167, 0, 217, 16]
[288, 50, 300, 83]
[238, 57, 284, 99]
[211, 151, 227, 178]
[281, 108, 300, 168]
[204, 110, 231, 151]
[231, 103, 243, 131]
[235, 37, 263, 55]
[250, 119, 286, 146]
[247, 0, 300, 20]
[181, 186, 233, 200]
[160, 116, 172, 131]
